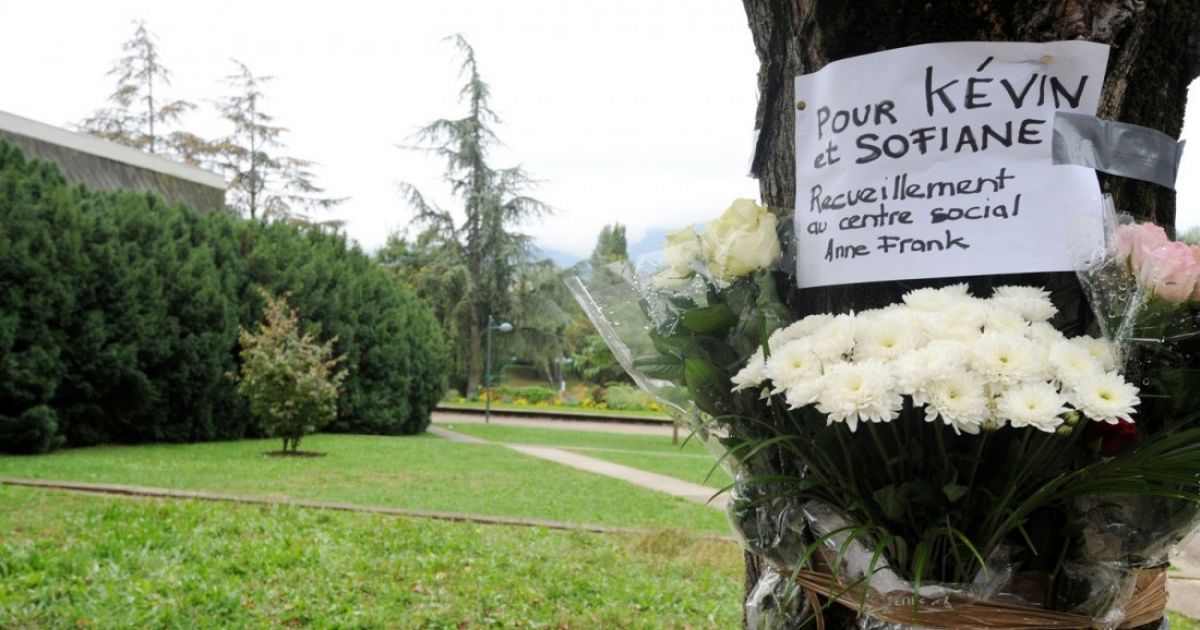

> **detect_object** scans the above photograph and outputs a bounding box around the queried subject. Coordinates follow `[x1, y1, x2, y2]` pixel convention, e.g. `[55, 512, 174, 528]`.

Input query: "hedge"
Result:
[0, 139, 448, 453]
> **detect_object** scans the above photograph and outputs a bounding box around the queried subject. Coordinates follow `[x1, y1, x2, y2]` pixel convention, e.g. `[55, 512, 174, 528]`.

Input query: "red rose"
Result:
[1086, 419, 1140, 457]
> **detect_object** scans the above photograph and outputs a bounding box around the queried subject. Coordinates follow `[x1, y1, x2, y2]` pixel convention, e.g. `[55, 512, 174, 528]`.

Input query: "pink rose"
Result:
[1140, 240, 1200, 305]
[1113, 223, 1169, 273]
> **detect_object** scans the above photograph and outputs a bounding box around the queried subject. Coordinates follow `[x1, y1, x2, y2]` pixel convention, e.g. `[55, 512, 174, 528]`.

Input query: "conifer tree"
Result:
[398, 35, 550, 394]
[78, 20, 204, 160]
[590, 223, 628, 265]
[212, 61, 344, 222]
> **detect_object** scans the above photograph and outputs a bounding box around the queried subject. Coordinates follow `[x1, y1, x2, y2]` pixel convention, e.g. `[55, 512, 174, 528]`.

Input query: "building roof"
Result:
[0, 109, 227, 212]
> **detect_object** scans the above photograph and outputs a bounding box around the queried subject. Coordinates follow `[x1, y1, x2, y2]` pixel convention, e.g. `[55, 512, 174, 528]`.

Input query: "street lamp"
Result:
[485, 314, 514, 424]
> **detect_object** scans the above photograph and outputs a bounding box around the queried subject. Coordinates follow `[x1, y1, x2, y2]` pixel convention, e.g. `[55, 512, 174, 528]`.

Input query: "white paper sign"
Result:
[793, 41, 1109, 288]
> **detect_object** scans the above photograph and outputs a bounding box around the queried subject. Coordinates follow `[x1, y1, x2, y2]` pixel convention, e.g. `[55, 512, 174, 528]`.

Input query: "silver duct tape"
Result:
[1052, 111, 1185, 189]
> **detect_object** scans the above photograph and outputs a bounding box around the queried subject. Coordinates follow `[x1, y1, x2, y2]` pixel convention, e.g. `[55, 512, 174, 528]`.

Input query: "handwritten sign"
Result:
[793, 41, 1109, 288]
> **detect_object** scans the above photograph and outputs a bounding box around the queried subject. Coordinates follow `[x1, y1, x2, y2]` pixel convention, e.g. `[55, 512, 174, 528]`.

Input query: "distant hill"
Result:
[535, 227, 675, 268]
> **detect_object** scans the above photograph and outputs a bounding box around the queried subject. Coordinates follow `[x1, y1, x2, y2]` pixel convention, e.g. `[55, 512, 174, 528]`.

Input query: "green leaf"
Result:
[942, 482, 968, 504]
[1157, 367, 1200, 414]
[680, 304, 737, 335]
[649, 331, 705, 361]
[632, 354, 684, 380]
[872, 484, 905, 521]
[684, 358, 732, 416]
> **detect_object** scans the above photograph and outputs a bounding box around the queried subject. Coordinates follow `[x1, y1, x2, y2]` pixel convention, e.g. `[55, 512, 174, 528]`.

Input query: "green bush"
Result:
[518, 386, 557, 404]
[0, 406, 60, 455]
[602, 384, 655, 411]
[242, 222, 449, 436]
[234, 291, 346, 453]
[0, 139, 449, 452]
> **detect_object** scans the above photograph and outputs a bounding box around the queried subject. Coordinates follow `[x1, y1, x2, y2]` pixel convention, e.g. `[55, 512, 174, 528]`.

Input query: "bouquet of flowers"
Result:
[567, 199, 1200, 629]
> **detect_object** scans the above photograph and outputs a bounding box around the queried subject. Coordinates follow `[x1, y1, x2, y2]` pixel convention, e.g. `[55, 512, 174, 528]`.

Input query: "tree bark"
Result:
[739, 1, 1200, 627]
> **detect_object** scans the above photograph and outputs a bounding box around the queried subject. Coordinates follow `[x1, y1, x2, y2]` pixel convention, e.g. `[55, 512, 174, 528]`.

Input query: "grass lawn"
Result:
[0, 486, 743, 628]
[0, 434, 728, 534]
[439, 401, 671, 421]
[443, 423, 732, 490]
[444, 423, 705, 454]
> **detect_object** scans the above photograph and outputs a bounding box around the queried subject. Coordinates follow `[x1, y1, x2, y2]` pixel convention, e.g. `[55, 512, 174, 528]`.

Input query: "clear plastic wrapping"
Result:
[567, 198, 1196, 629]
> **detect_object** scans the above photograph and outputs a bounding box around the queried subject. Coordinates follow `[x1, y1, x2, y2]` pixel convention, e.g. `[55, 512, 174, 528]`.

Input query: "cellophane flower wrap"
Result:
[567, 199, 1200, 630]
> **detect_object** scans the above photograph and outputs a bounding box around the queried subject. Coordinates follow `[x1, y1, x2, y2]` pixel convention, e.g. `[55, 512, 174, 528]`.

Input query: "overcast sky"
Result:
[1, 2, 1196, 261]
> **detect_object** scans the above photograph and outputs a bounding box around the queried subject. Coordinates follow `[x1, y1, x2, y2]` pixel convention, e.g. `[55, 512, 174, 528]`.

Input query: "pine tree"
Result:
[212, 61, 344, 222]
[590, 223, 628, 264]
[78, 20, 204, 160]
[398, 35, 550, 394]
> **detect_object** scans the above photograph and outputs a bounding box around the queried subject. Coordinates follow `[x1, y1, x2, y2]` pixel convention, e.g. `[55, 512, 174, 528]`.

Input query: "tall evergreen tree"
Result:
[590, 223, 628, 265]
[212, 61, 344, 223]
[398, 35, 549, 394]
[78, 20, 205, 161]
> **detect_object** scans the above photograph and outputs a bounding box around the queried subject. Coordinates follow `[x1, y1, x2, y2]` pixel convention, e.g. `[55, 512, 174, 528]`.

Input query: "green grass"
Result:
[1174, 613, 1200, 630]
[444, 423, 705, 455]
[0, 486, 742, 628]
[443, 423, 731, 489]
[0, 434, 727, 534]
[439, 401, 671, 420]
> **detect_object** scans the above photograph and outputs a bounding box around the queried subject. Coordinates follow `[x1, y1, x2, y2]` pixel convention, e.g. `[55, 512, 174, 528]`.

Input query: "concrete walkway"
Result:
[429, 421, 727, 511]
[1169, 533, 1200, 617]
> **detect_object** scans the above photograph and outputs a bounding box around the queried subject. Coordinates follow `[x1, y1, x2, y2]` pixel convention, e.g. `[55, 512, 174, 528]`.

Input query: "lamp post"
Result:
[485, 314, 513, 424]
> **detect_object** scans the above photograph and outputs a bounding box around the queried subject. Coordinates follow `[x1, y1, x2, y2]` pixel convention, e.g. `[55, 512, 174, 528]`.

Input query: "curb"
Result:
[0, 476, 735, 542]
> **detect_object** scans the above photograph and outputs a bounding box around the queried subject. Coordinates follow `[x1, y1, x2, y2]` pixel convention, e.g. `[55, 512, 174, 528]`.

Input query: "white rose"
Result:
[661, 225, 702, 276]
[699, 199, 782, 281]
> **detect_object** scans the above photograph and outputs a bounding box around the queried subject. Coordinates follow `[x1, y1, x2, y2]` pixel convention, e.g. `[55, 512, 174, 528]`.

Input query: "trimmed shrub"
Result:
[602, 384, 656, 411]
[0, 406, 60, 455]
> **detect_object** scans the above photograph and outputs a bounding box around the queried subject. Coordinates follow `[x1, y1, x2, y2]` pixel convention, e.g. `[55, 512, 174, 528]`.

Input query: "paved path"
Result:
[429, 421, 727, 511]
[506, 445, 726, 509]
[1169, 533, 1200, 617]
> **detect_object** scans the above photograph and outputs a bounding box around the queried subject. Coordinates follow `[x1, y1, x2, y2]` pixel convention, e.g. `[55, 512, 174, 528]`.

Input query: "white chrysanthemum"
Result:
[920, 297, 988, 342]
[923, 373, 989, 435]
[784, 377, 824, 410]
[982, 303, 1030, 334]
[992, 285, 1057, 322]
[1069, 372, 1140, 425]
[1070, 336, 1119, 372]
[1048, 340, 1103, 390]
[996, 381, 1068, 432]
[854, 310, 925, 362]
[815, 360, 902, 432]
[902, 284, 970, 312]
[971, 332, 1045, 386]
[1029, 321, 1068, 347]
[808, 314, 857, 361]
[893, 340, 969, 397]
[768, 314, 833, 348]
[731, 349, 767, 392]
[762, 339, 823, 396]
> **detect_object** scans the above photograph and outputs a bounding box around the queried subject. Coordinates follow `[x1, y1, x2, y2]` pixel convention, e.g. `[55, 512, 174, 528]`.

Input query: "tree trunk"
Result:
[466, 305, 483, 395]
[739, 1, 1200, 627]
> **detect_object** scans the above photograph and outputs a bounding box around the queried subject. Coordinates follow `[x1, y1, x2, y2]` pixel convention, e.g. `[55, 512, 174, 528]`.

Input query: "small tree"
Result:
[233, 290, 345, 453]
